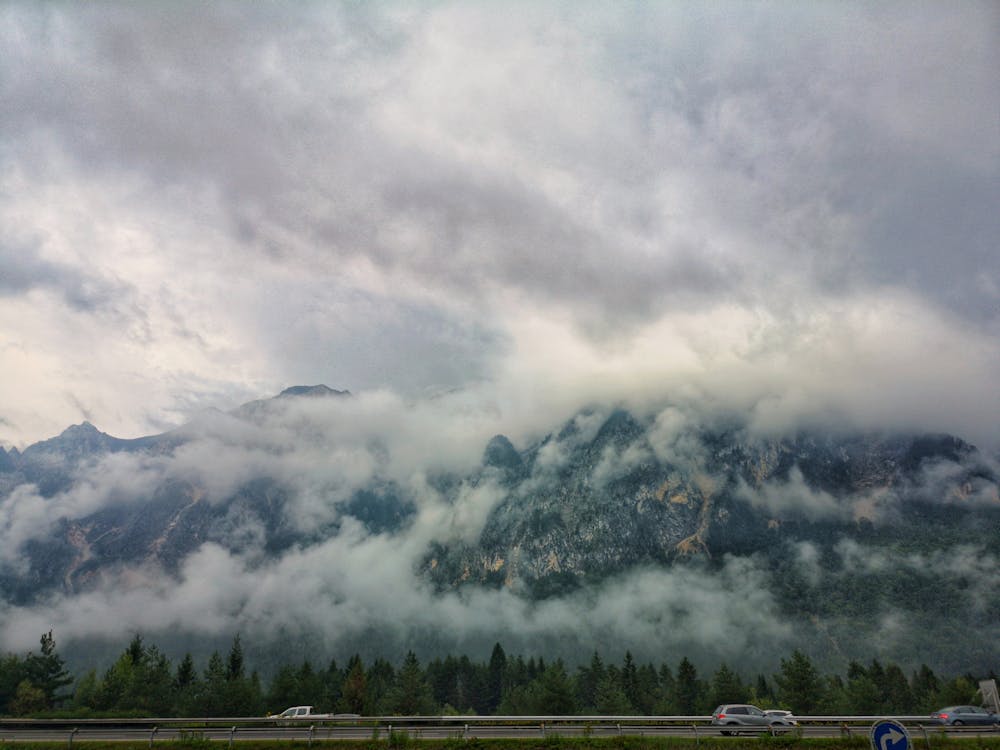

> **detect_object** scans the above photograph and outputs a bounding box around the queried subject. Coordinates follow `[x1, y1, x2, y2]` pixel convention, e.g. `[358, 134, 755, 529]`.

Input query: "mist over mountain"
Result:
[1, 386, 997, 676]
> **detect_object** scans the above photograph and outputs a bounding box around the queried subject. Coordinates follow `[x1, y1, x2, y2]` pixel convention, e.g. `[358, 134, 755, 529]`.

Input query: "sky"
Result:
[1, 1, 999, 670]
[1, 1, 998, 451]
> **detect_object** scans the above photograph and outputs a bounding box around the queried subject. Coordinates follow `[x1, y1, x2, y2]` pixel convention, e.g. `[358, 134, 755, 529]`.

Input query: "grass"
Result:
[4, 737, 1000, 750]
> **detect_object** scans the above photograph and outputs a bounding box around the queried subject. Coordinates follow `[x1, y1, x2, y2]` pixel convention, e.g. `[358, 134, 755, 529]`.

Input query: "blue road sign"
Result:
[870, 720, 910, 750]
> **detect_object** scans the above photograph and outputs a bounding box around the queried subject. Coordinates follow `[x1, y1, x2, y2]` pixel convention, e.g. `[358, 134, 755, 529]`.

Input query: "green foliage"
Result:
[174, 730, 212, 748]
[24, 631, 73, 708]
[340, 656, 367, 715]
[774, 650, 823, 714]
[2, 630, 997, 722]
[673, 658, 701, 715]
[9, 680, 47, 716]
[387, 730, 412, 748]
[0, 653, 26, 715]
[386, 652, 436, 715]
[709, 664, 746, 708]
[594, 674, 632, 714]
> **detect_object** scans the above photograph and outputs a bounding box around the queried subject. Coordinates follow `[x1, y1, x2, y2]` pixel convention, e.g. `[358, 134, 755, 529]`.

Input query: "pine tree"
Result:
[387, 652, 436, 715]
[883, 663, 913, 712]
[176, 655, 196, 690]
[24, 631, 73, 709]
[366, 658, 396, 715]
[533, 662, 576, 714]
[266, 664, 303, 712]
[227, 635, 245, 681]
[674, 658, 701, 715]
[0, 653, 27, 715]
[774, 650, 823, 714]
[653, 663, 675, 714]
[594, 673, 632, 714]
[635, 664, 659, 715]
[127, 635, 145, 666]
[709, 663, 745, 708]
[340, 656, 367, 714]
[72, 670, 99, 711]
[576, 652, 605, 713]
[621, 652, 639, 712]
[174, 654, 199, 716]
[911, 664, 940, 712]
[321, 658, 343, 712]
[486, 643, 507, 713]
[199, 651, 228, 716]
[752, 674, 773, 705]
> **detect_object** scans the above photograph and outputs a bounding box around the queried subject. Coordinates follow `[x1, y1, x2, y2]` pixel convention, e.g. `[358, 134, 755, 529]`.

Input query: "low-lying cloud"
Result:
[0, 2, 998, 676]
[1, 384, 997, 675]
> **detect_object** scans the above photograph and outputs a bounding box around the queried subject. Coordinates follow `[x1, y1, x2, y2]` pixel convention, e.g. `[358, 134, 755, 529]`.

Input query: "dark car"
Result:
[712, 704, 796, 735]
[929, 706, 999, 726]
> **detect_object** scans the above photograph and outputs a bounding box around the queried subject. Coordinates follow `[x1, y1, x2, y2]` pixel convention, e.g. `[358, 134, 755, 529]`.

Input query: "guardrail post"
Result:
[692, 723, 699, 748]
[229, 725, 236, 749]
[540, 722, 545, 737]
[149, 726, 158, 748]
[919, 724, 930, 748]
[617, 723, 622, 736]
[464, 723, 469, 740]
[68, 727, 79, 750]
[388, 724, 392, 740]
[309, 724, 315, 748]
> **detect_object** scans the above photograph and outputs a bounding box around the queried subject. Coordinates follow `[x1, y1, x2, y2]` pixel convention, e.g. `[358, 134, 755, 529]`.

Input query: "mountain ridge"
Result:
[1, 386, 997, 672]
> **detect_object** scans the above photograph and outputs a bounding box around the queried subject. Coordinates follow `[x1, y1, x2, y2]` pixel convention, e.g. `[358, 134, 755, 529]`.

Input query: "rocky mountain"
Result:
[1, 387, 998, 671]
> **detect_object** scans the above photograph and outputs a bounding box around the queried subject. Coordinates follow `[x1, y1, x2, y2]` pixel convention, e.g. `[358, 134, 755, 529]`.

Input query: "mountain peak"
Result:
[21, 419, 120, 461]
[61, 420, 102, 437]
[277, 385, 351, 399]
[483, 434, 522, 470]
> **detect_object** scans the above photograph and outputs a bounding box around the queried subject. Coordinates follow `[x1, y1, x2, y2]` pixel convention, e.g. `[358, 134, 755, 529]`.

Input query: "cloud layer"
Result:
[1, 389, 996, 677]
[1, 1, 997, 450]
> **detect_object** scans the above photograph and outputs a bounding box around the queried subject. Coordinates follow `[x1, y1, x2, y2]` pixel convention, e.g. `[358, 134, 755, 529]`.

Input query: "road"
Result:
[1, 721, 997, 743]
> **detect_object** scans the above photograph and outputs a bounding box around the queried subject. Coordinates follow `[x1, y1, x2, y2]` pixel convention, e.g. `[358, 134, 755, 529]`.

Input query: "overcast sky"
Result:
[2, 1, 998, 450]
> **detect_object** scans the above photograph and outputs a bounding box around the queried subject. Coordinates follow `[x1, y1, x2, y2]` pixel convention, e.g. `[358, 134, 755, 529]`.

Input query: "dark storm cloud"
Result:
[6, 2, 994, 330]
[0, 239, 120, 313]
[1, 1, 997, 447]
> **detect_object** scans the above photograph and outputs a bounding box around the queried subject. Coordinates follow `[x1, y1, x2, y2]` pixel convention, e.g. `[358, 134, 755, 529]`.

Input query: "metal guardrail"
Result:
[1, 714, 998, 743]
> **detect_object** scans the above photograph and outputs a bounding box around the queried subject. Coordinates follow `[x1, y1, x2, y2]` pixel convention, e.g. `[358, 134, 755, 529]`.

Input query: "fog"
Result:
[1, 1, 998, 672]
[1, 387, 997, 674]
[0, 2, 997, 450]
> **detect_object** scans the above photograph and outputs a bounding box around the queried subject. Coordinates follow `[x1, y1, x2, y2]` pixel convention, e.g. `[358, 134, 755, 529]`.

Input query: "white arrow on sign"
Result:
[880, 727, 905, 750]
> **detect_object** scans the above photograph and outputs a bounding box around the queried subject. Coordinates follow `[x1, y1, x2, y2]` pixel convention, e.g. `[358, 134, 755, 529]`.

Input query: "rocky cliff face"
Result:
[1, 388, 998, 669]
[422, 410, 997, 601]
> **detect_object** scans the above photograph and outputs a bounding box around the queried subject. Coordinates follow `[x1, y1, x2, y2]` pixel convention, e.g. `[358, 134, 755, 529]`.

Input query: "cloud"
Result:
[0, 527, 792, 668]
[738, 467, 848, 521]
[0, 2, 997, 450]
[0, 451, 168, 565]
[0, 0, 998, 677]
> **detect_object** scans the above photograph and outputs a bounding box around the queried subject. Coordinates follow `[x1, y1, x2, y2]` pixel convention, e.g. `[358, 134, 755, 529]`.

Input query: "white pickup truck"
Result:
[275, 706, 332, 720]
[273, 706, 360, 720]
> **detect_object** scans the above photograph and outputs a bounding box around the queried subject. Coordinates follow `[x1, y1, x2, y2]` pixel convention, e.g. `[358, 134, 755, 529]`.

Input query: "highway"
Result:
[1, 716, 998, 743]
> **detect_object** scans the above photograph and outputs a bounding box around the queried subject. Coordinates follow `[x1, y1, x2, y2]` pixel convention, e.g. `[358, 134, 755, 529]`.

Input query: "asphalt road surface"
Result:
[1, 722, 997, 742]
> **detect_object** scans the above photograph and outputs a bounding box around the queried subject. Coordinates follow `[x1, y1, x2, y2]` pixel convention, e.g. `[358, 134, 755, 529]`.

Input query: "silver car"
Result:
[712, 704, 797, 735]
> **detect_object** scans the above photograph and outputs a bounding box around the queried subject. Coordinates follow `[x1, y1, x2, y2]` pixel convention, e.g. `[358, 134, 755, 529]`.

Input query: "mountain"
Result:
[1, 387, 997, 672]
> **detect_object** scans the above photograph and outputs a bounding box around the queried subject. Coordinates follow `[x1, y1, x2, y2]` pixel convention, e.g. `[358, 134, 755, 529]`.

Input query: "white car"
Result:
[764, 709, 798, 725]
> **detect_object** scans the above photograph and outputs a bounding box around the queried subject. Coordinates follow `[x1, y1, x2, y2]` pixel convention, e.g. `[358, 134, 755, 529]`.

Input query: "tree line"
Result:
[0, 632, 994, 718]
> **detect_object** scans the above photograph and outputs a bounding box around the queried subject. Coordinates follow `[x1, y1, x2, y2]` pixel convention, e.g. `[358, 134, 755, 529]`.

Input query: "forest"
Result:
[0, 632, 993, 719]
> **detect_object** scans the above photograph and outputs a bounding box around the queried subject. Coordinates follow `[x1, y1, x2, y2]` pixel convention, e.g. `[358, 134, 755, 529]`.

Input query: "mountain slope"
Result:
[1, 388, 997, 671]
